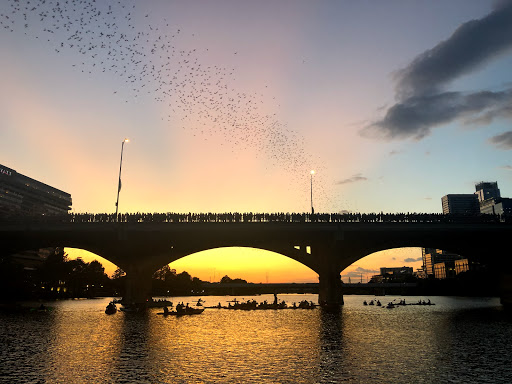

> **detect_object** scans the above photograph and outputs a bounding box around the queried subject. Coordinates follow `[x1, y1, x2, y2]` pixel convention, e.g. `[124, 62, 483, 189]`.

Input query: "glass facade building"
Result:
[441, 194, 480, 215]
[422, 248, 463, 277]
[0, 164, 72, 216]
[475, 181, 501, 203]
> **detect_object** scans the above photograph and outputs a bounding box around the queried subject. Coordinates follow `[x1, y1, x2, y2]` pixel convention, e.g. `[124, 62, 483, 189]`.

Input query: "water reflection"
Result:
[112, 311, 154, 383]
[144, 295, 322, 383]
[437, 306, 512, 382]
[0, 309, 57, 383]
[44, 300, 125, 383]
[1, 295, 511, 383]
[318, 309, 348, 382]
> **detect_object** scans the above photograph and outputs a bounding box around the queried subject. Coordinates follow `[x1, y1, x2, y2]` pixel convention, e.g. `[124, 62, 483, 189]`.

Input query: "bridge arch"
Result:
[163, 246, 318, 284]
[340, 247, 423, 283]
[65, 248, 121, 278]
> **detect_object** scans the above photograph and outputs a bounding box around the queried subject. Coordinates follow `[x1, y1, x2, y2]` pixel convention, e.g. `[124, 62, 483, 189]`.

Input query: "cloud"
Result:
[341, 266, 380, 280]
[363, 3, 512, 141]
[423, 197, 432, 200]
[404, 257, 423, 263]
[363, 89, 512, 140]
[389, 150, 402, 156]
[394, 3, 512, 99]
[499, 165, 512, 170]
[489, 131, 512, 149]
[337, 173, 367, 185]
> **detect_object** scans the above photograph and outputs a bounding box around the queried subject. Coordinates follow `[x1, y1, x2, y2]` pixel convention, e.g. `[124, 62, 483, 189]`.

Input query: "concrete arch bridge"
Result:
[1, 221, 511, 307]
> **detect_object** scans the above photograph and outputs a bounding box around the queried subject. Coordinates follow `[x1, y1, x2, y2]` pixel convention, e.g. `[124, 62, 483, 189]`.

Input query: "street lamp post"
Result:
[310, 170, 315, 215]
[115, 138, 129, 222]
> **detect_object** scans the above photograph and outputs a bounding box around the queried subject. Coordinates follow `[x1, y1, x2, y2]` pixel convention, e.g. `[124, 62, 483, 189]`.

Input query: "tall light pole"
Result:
[310, 170, 315, 215]
[115, 138, 129, 222]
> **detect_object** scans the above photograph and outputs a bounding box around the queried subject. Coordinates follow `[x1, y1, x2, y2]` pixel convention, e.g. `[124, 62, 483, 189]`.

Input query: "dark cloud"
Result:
[363, 3, 512, 141]
[489, 131, 512, 149]
[404, 257, 423, 263]
[363, 89, 512, 140]
[464, 102, 512, 125]
[337, 173, 367, 185]
[395, 3, 512, 99]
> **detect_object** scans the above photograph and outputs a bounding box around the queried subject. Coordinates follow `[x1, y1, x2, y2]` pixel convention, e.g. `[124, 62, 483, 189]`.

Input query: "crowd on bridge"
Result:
[3, 211, 510, 224]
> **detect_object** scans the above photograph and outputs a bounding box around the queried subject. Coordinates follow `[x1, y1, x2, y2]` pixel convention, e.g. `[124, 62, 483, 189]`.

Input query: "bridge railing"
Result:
[1, 211, 510, 224]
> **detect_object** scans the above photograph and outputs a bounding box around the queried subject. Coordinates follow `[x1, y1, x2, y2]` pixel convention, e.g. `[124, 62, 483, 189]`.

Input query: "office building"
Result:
[441, 194, 480, 215]
[0, 164, 72, 216]
[455, 259, 469, 275]
[475, 181, 501, 203]
[479, 198, 512, 215]
[374, 266, 414, 282]
[422, 248, 463, 276]
[473, 181, 512, 215]
[434, 261, 456, 279]
[380, 267, 413, 276]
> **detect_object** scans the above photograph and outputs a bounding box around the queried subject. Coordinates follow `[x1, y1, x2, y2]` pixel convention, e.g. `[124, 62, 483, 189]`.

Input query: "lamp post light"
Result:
[115, 138, 129, 222]
[310, 170, 315, 215]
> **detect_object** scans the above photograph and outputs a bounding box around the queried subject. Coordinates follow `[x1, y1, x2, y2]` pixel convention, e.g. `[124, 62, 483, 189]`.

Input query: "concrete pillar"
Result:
[500, 272, 512, 308]
[123, 265, 154, 306]
[318, 269, 344, 308]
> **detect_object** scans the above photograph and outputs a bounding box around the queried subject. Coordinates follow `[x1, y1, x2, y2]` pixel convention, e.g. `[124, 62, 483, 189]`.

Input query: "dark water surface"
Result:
[1, 295, 511, 383]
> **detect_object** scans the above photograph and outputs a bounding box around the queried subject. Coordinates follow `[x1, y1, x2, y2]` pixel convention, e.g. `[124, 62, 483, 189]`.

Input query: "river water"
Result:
[1, 294, 511, 383]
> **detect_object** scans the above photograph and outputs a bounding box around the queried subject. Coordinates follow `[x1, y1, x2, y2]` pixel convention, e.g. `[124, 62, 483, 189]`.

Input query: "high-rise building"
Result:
[434, 261, 456, 279]
[455, 259, 470, 275]
[441, 194, 479, 215]
[422, 248, 463, 276]
[473, 181, 512, 215]
[0, 164, 72, 216]
[475, 181, 501, 203]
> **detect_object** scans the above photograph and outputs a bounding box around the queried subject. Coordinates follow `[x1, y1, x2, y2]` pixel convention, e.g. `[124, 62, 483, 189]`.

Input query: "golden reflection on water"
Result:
[147, 301, 321, 383]
[331, 303, 443, 381]
[1, 295, 509, 383]
[44, 300, 124, 383]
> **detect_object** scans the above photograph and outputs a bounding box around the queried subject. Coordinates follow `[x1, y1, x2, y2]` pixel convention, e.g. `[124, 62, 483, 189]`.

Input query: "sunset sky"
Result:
[2, 1, 511, 282]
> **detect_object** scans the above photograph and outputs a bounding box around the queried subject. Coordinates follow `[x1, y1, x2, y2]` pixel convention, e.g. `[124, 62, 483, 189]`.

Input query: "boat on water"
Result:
[105, 302, 117, 315]
[158, 307, 204, 316]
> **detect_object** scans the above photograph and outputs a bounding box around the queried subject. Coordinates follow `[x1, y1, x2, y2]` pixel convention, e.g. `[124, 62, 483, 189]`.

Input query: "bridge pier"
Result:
[500, 272, 512, 308]
[123, 265, 154, 306]
[318, 270, 344, 308]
